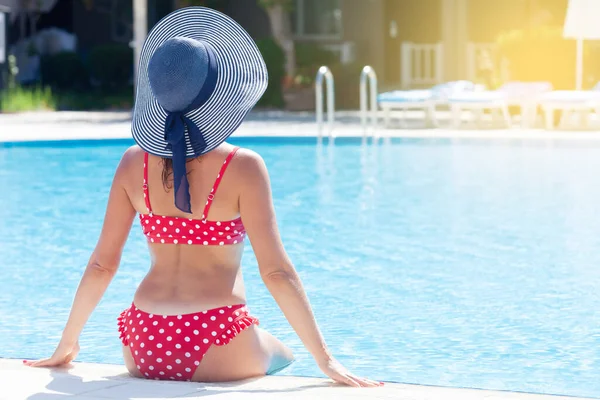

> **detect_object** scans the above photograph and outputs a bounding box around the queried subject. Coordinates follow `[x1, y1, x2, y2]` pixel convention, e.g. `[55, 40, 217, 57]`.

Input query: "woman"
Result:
[25, 7, 381, 388]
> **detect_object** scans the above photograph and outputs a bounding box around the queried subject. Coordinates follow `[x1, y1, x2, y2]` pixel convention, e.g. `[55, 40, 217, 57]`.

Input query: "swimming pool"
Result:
[1, 137, 600, 398]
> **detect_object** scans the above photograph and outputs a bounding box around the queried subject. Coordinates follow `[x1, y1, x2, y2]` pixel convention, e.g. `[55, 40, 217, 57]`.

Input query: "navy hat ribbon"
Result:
[163, 47, 219, 213]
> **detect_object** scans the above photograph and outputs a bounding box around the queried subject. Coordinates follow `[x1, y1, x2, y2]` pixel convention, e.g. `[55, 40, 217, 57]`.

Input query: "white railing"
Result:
[466, 42, 497, 84]
[360, 65, 378, 139]
[315, 66, 335, 141]
[401, 42, 444, 88]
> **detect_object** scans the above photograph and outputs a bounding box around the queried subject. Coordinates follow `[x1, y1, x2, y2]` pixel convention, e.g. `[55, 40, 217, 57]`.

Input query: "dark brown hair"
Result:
[161, 158, 174, 190]
[160, 157, 199, 191]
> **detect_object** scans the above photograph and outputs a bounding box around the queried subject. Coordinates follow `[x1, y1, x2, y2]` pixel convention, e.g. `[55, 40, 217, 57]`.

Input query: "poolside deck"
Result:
[2, 110, 600, 143]
[1, 359, 594, 400]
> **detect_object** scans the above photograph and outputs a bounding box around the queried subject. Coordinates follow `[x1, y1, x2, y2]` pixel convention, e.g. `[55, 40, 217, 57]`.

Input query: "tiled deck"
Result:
[1, 359, 594, 400]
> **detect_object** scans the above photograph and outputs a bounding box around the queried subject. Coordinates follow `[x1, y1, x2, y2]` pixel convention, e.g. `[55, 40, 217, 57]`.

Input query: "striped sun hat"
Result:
[131, 6, 268, 213]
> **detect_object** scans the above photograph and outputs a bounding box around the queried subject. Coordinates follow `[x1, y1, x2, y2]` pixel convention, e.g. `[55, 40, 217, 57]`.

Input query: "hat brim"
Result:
[132, 7, 268, 158]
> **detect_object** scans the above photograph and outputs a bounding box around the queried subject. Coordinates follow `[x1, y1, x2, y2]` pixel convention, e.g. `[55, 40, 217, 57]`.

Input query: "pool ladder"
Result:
[315, 66, 335, 143]
[360, 66, 379, 140]
[315, 65, 379, 142]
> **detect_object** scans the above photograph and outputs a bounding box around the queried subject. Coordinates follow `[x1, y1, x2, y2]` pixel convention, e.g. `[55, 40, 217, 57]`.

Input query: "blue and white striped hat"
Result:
[131, 6, 268, 213]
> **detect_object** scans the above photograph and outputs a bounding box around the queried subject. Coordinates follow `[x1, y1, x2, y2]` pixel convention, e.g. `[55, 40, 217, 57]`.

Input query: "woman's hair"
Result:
[161, 158, 174, 190]
[160, 157, 198, 190]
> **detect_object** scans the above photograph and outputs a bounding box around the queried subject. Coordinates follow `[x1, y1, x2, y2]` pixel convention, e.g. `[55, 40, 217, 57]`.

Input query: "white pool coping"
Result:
[1, 359, 594, 400]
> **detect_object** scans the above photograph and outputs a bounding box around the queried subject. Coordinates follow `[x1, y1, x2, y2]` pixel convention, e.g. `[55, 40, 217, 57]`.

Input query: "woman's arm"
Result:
[26, 148, 138, 367]
[238, 151, 330, 362]
[61, 148, 137, 343]
[238, 150, 382, 387]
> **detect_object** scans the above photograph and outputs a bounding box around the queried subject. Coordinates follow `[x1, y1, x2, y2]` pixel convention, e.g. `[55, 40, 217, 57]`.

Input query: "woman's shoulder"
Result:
[119, 145, 145, 166]
[113, 145, 144, 179]
[230, 146, 268, 179]
[124, 144, 145, 157]
[233, 146, 263, 163]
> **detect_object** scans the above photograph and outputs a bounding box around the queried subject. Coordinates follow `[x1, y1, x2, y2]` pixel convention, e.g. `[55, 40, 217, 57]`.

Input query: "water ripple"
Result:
[1, 140, 600, 397]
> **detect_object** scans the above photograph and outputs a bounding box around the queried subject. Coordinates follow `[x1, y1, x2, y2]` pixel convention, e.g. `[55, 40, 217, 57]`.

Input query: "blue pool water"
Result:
[1, 137, 600, 398]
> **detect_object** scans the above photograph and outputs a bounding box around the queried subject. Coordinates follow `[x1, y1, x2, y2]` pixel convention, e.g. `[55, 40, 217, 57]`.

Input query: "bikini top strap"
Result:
[202, 147, 241, 220]
[143, 152, 153, 214]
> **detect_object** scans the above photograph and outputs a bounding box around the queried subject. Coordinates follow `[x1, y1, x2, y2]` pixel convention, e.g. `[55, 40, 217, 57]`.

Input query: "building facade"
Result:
[1, 0, 571, 89]
[285, 0, 569, 88]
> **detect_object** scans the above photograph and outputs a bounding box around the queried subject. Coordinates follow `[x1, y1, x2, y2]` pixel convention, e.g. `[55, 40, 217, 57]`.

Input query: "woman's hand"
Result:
[24, 339, 80, 368]
[318, 356, 384, 387]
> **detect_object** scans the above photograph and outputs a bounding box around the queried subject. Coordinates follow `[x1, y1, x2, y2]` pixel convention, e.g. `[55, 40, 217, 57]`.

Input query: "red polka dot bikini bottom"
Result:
[117, 303, 259, 381]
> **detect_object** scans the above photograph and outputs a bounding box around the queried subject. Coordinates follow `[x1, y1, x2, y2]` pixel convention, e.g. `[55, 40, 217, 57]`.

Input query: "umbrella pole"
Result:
[576, 37, 583, 90]
[132, 0, 147, 94]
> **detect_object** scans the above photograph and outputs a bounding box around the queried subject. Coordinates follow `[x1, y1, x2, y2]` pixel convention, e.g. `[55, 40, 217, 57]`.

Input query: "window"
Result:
[293, 0, 342, 39]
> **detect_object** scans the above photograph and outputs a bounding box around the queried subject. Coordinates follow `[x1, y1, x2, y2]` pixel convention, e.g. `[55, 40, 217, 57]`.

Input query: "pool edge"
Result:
[1, 358, 596, 399]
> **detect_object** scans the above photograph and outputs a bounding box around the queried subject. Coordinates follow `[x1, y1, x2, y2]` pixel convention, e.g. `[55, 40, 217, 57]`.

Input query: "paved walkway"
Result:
[3, 111, 600, 143]
[1, 359, 593, 400]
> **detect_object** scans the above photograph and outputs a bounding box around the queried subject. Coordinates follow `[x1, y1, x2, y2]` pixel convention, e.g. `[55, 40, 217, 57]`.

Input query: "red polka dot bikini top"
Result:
[139, 147, 246, 246]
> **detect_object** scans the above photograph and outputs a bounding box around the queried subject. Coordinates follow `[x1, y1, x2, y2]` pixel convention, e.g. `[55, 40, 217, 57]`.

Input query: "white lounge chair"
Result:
[447, 81, 553, 129]
[377, 81, 475, 128]
[538, 83, 600, 129]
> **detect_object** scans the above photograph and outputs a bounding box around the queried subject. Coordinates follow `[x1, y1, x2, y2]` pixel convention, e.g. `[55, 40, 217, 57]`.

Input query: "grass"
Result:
[0, 86, 134, 112]
[0, 85, 57, 113]
[56, 87, 134, 111]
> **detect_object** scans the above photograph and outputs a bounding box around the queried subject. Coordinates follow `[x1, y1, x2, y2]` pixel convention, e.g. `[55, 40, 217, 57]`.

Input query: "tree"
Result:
[258, 0, 295, 84]
[18, 0, 56, 44]
[173, 0, 229, 12]
[174, 0, 296, 83]
[81, 0, 133, 43]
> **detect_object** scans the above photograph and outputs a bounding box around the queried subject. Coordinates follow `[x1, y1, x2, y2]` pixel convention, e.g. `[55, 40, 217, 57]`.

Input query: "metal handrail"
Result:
[360, 65, 378, 139]
[315, 66, 335, 141]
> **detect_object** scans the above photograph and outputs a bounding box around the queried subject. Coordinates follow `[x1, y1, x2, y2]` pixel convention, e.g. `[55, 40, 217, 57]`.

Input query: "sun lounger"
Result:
[377, 81, 475, 128]
[538, 83, 600, 129]
[447, 81, 553, 129]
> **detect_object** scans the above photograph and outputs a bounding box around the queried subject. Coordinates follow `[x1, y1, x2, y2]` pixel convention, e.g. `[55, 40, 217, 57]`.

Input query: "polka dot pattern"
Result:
[118, 303, 258, 381]
[139, 148, 246, 245]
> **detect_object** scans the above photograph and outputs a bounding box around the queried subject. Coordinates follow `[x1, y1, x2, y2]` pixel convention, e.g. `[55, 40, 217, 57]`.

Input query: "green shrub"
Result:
[0, 85, 56, 112]
[40, 52, 89, 91]
[255, 38, 285, 108]
[88, 44, 134, 90]
[55, 87, 134, 111]
[295, 42, 337, 86]
[496, 26, 600, 89]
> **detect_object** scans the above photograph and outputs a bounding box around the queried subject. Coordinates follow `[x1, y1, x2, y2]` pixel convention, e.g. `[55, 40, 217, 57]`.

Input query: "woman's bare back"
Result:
[123, 143, 246, 313]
